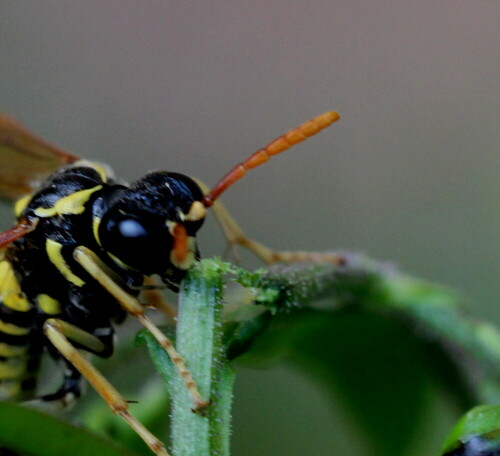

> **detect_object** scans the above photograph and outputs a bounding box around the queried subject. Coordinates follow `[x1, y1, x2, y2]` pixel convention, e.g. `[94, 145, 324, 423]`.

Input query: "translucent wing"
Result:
[0, 113, 79, 199]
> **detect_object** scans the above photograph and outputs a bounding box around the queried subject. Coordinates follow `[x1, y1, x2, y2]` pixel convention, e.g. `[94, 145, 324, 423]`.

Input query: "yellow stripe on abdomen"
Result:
[0, 260, 30, 313]
[0, 342, 27, 357]
[0, 319, 30, 336]
[0, 356, 27, 379]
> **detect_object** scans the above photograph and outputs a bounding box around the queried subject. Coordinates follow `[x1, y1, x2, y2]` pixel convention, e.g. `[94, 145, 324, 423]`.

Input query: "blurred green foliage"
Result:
[2, 257, 500, 456]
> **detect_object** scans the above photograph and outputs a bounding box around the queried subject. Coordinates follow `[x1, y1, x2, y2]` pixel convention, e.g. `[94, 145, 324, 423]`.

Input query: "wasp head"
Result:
[97, 172, 206, 290]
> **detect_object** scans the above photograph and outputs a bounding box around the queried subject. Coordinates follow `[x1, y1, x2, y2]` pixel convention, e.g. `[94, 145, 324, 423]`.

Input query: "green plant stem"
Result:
[143, 254, 500, 455]
[171, 260, 233, 456]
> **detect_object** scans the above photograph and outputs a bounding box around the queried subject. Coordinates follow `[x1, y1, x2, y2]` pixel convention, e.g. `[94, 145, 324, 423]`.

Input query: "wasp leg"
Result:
[73, 247, 208, 412]
[142, 277, 177, 321]
[24, 321, 110, 412]
[43, 318, 169, 456]
[211, 194, 345, 265]
[193, 178, 344, 265]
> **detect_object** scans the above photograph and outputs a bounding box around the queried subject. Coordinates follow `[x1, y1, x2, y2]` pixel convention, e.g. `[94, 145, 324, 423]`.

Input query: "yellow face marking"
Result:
[34, 185, 103, 218]
[14, 194, 33, 217]
[37, 294, 61, 315]
[0, 342, 27, 357]
[46, 239, 85, 287]
[0, 319, 30, 336]
[0, 357, 27, 379]
[178, 201, 206, 222]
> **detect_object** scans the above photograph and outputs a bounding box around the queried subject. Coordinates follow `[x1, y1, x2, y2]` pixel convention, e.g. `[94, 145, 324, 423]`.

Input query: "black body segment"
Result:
[0, 160, 205, 402]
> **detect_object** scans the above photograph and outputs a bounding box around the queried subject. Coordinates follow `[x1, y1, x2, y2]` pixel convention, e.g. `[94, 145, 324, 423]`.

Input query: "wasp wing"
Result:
[0, 113, 80, 199]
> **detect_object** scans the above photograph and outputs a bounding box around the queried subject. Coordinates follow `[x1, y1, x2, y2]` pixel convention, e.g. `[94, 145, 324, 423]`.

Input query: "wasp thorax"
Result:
[97, 172, 205, 288]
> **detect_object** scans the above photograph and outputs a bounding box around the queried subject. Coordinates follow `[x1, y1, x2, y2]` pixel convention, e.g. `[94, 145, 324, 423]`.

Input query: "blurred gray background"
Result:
[1, 2, 499, 455]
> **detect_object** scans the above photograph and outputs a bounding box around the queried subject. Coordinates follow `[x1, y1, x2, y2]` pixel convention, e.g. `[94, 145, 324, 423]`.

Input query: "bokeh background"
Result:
[1, 2, 499, 455]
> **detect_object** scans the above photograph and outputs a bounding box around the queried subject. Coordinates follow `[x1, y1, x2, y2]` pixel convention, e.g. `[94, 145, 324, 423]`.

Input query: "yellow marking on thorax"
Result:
[0, 261, 30, 312]
[0, 357, 27, 379]
[14, 194, 33, 217]
[34, 185, 103, 218]
[93, 216, 102, 246]
[73, 160, 112, 182]
[0, 342, 27, 357]
[46, 239, 85, 287]
[0, 319, 30, 336]
[94, 164, 110, 182]
[37, 294, 62, 315]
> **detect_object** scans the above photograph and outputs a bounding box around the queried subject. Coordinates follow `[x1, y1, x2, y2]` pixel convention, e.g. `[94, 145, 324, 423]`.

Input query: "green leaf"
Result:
[442, 405, 500, 455]
[136, 324, 177, 388]
[223, 259, 500, 455]
[0, 402, 137, 456]
[241, 308, 434, 455]
[223, 311, 272, 360]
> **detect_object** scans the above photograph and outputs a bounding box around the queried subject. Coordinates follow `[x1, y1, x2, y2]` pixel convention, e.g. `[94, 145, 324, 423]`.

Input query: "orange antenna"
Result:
[202, 111, 340, 207]
[0, 219, 37, 249]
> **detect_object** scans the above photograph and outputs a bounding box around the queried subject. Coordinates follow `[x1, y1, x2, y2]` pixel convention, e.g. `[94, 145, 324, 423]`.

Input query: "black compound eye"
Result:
[115, 218, 148, 239]
[99, 213, 172, 274]
[105, 216, 153, 244]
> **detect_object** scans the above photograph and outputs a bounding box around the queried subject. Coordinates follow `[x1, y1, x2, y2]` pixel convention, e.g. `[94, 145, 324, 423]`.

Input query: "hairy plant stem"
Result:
[143, 254, 500, 455]
[171, 260, 233, 456]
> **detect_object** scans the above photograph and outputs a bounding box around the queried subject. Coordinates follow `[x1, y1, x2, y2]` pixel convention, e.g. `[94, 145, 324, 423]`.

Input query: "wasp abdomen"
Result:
[0, 259, 37, 400]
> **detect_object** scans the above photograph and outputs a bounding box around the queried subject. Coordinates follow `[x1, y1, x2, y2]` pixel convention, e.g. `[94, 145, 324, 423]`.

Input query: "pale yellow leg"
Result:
[142, 277, 178, 321]
[195, 179, 344, 266]
[73, 247, 208, 411]
[43, 318, 169, 456]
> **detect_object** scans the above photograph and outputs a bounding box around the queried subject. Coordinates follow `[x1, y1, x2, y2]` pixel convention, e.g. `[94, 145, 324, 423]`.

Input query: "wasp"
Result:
[0, 110, 339, 455]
